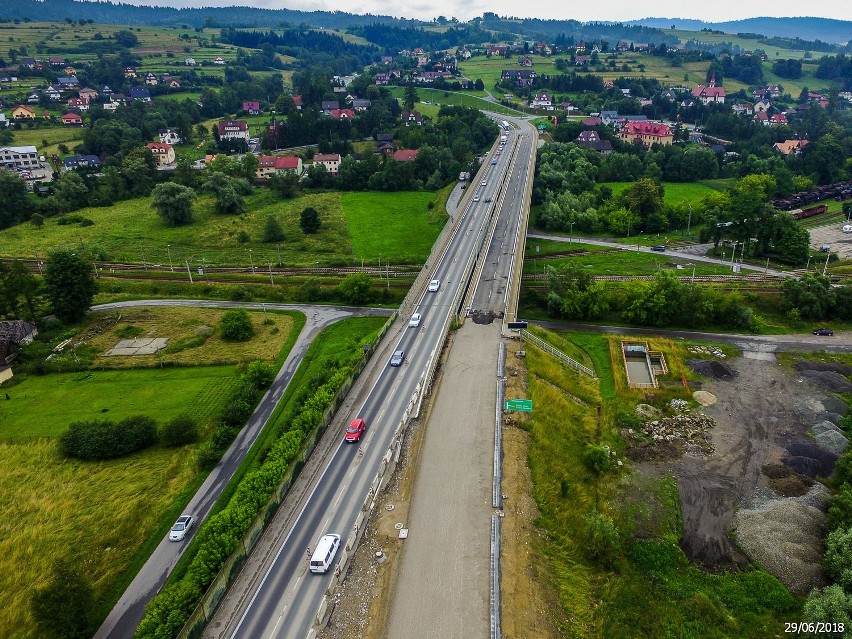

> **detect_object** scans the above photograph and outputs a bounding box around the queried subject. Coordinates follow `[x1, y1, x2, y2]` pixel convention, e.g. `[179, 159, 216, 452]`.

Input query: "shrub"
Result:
[583, 509, 621, 568]
[629, 539, 687, 574]
[30, 559, 93, 639]
[195, 442, 222, 471]
[244, 360, 276, 390]
[825, 527, 852, 591]
[210, 424, 240, 450]
[159, 415, 199, 447]
[220, 309, 254, 342]
[802, 585, 852, 635]
[583, 443, 610, 474]
[220, 398, 252, 427]
[835, 453, 852, 487]
[300, 206, 321, 234]
[58, 415, 158, 460]
[828, 485, 852, 532]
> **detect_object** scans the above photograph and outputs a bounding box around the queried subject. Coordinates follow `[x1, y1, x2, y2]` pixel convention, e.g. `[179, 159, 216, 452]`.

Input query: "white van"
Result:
[310, 533, 340, 573]
[843, 225, 852, 234]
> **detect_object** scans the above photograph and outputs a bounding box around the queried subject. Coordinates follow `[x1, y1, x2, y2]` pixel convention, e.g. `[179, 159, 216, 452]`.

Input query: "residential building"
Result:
[529, 92, 553, 109]
[321, 100, 340, 113]
[19, 58, 36, 69]
[145, 72, 158, 86]
[44, 86, 62, 101]
[292, 95, 303, 110]
[769, 113, 788, 126]
[185, 57, 196, 66]
[732, 102, 754, 116]
[213, 57, 225, 65]
[400, 110, 423, 125]
[158, 128, 182, 145]
[256, 155, 303, 178]
[146, 142, 176, 167]
[620, 121, 673, 147]
[57, 76, 79, 89]
[11, 105, 35, 120]
[217, 119, 249, 141]
[67, 97, 88, 111]
[78, 87, 98, 101]
[312, 153, 341, 174]
[501, 69, 536, 87]
[774, 139, 809, 155]
[351, 98, 371, 111]
[393, 149, 418, 161]
[160, 75, 180, 88]
[0, 113, 7, 128]
[124, 66, 137, 78]
[0, 145, 39, 171]
[61, 113, 84, 126]
[242, 101, 261, 114]
[63, 154, 101, 170]
[576, 130, 613, 155]
[48, 56, 66, 67]
[691, 75, 726, 105]
[128, 87, 151, 102]
[330, 108, 355, 120]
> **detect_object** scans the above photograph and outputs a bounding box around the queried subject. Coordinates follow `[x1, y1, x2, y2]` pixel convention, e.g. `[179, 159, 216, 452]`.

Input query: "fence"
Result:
[519, 329, 596, 378]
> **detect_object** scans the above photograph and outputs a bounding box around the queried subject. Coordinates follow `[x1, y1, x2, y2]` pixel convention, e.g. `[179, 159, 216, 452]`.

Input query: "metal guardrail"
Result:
[490, 514, 502, 639]
[520, 329, 596, 378]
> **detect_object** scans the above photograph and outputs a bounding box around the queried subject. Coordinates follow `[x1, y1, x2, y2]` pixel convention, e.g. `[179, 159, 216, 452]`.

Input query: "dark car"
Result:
[813, 328, 834, 336]
[344, 418, 366, 443]
[650, 245, 666, 252]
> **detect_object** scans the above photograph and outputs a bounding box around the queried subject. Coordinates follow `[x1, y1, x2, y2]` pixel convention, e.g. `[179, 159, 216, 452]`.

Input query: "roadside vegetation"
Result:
[519, 328, 797, 638]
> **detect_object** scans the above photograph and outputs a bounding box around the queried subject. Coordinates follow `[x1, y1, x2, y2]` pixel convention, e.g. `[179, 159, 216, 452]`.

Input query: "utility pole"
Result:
[167, 244, 173, 271]
[687, 205, 692, 235]
[276, 243, 282, 267]
[185, 258, 193, 284]
[823, 251, 831, 276]
[268, 263, 274, 285]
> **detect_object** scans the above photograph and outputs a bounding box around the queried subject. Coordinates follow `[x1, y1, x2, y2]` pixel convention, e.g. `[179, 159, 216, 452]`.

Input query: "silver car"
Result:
[390, 350, 405, 367]
[169, 515, 194, 541]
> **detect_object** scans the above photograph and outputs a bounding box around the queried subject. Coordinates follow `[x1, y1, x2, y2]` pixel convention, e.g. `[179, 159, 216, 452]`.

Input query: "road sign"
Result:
[507, 321, 528, 330]
[505, 399, 533, 412]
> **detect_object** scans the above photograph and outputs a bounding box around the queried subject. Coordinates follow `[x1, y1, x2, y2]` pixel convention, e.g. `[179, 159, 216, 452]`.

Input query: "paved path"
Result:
[92, 300, 392, 639]
[384, 321, 499, 639]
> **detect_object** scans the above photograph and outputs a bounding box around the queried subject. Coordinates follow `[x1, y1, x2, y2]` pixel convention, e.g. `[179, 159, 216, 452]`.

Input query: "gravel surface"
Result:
[798, 370, 852, 394]
[794, 361, 852, 375]
[687, 359, 736, 380]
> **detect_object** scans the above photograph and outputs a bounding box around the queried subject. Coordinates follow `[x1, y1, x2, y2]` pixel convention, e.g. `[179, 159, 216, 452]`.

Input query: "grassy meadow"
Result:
[602, 180, 733, 207]
[387, 86, 524, 115]
[0, 188, 447, 267]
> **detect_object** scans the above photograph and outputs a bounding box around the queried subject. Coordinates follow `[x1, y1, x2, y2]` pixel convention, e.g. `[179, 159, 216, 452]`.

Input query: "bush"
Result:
[195, 442, 222, 471]
[244, 360, 276, 390]
[801, 584, 852, 636]
[159, 415, 199, 447]
[58, 415, 158, 460]
[629, 539, 687, 574]
[583, 509, 621, 568]
[835, 452, 852, 487]
[825, 527, 852, 590]
[827, 485, 852, 532]
[220, 309, 254, 342]
[30, 559, 93, 639]
[220, 397, 253, 427]
[583, 443, 610, 474]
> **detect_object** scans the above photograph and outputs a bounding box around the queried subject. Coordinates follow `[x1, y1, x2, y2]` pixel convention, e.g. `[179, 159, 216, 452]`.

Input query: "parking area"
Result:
[808, 222, 852, 260]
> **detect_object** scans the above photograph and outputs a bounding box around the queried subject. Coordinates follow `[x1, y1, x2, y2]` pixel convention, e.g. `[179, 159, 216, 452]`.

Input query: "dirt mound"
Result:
[687, 359, 736, 380]
[470, 310, 499, 324]
[732, 487, 829, 595]
[798, 370, 852, 394]
[784, 442, 838, 478]
[762, 464, 815, 497]
[623, 414, 716, 461]
[794, 361, 852, 376]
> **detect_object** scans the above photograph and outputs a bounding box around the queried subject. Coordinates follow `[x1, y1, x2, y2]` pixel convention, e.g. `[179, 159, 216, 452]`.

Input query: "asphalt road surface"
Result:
[215, 127, 522, 639]
[92, 301, 392, 639]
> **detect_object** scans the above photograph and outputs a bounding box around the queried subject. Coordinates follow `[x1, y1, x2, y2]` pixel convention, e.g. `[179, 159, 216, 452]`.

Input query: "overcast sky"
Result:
[105, 0, 852, 23]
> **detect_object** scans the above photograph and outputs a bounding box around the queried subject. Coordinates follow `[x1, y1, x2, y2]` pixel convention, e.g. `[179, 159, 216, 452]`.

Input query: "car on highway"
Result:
[650, 245, 666, 252]
[309, 534, 340, 574]
[813, 327, 834, 336]
[428, 279, 440, 292]
[169, 515, 194, 541]
[473, 195, 480, 202]
[491, 159, 497, 165]
[484, 196, 492, 203]
[481, 180, 487, 186]
[344, 418, 366, 443]
[409, 313, 422, 328]
[390, 350, 405, 366]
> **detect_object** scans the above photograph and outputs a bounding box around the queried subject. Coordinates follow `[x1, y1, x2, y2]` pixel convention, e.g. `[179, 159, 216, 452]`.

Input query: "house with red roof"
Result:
[292, 95, 303, 110]
[400, 110, 423, 126]
[769, 113, 788, 126]
[217, 119, 249, 141]
[61, 112, 84, 126]
[620, 121, 673, 147]
[773, 139, 808, 155]
[691, 74, 726, 105]
[393, 149, 419, 161]
[242, 101, 261, 115]
[330, 108, 355, 120]
[146, 142, 175, 167]
[256, 155, 303, 179]
[67, 97, 89, 111]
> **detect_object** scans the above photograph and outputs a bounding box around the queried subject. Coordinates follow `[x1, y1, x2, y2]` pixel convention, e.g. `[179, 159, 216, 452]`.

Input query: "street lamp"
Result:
[247, 249, 255, 273]
[276, 243, 282, 267]
[167, 244, 173, 272]
[569, 219, 574, 243]
[687, 262, 696, 284]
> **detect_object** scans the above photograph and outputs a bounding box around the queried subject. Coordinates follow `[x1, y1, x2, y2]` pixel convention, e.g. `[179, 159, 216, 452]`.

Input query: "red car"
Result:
[344, 418, 366, 443]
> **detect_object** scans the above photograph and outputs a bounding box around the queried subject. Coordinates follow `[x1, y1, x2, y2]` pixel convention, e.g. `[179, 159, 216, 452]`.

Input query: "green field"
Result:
[387, 86, 524, 116]
[603, 180, 733, 207]
[0, 366, 239, 441]
[0, 188, 446, 267]
[10, 125, 86, 160]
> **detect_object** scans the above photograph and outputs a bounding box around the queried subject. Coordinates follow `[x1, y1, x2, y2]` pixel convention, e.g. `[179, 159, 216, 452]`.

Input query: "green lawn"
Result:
[603, 180, 733, 207]
[0, 189, 445, 267]
[0, 366, 238, 441]
[11, 125, 86, 159]
[343, 190, 446, 263]
[387, 86, 523, 115]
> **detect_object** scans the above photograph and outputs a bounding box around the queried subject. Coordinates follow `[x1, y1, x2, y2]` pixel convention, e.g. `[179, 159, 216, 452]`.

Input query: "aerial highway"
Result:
[214, 122, 532, 639]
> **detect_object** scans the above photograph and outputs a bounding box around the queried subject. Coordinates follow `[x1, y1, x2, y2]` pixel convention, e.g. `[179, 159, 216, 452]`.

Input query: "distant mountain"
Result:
[628, 17, 852, 44]
[0, 0, 419, 29]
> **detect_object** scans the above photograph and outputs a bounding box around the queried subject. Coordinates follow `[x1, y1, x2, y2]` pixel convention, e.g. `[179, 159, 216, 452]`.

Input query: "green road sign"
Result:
[505, 399, 533, 412]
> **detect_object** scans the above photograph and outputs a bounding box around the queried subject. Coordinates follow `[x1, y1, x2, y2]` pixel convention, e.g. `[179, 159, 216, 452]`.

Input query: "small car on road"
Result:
[428, 279, 440, 292]
[650, 245, 666, 252]
[409, 313, 422, 328]
[481, 180, 487, 186]
[473, 195, 480, 202]
[169, 515, 194, 541]
[390, 350, 405, 366]
[813, 327, 834, 336]
[491, 159, 497, 165]
[344, 418, 366, 443]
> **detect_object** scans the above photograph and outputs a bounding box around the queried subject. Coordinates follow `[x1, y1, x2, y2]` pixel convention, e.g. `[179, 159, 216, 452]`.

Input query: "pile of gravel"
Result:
[794, 361, 852, 376]
[798, 370, 852, 394]
[732, 484, 829, 595]
[687, 359, 736, 381]
[794, 395, 850, 423]
[783, 442, 838, 478]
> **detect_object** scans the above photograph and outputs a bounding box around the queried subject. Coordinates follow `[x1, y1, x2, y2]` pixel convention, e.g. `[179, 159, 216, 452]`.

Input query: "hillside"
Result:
[630, 16, 852, 45]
